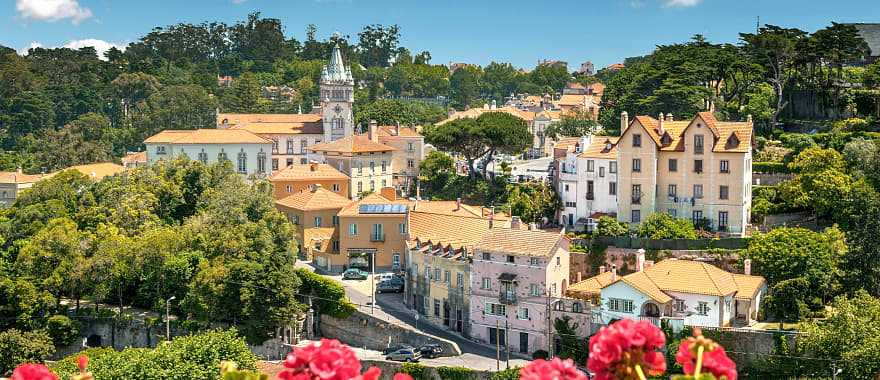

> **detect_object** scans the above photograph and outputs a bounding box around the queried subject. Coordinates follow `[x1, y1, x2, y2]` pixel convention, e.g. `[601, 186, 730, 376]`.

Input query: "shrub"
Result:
[531, 349, 549, 360]
[0, 329, 55, 374]
[490, 367, 522, 380]
[399, 362, 430, 380]
[753, 161, 790, 174]
[437, 366, 474, 380]
[46, 315, 79, 346]
[295, 268, 356, 318]
[636, 213, 697, 239]
[595, 216, 627, 237]
[52, 329, 257, 380]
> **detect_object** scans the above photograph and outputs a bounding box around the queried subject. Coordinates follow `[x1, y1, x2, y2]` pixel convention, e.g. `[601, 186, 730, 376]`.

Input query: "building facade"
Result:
[336, 192, 410, 273]
[469, 227, 571, 355]
[377, 125, 424, 195]
[616, 112, 753, 236]
[557, 136, 619, 231]
[437, 104, 561, 159]
[269, 163, 350, 200]
[144, 129, 273, 177]
[309, 124, 395, 200]
[218, 113, 325, 170]
[275, 185, 351, 266]
[0, 170, 51, 207]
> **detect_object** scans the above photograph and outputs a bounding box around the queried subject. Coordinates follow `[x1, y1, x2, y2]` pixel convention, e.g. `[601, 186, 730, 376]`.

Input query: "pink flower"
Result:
[277, 339, 383, 380]
[587, 319, 667, 380]
[520, 358, 588, 380]
[675, 332, 737, 380]
[10, 364, 59, 380]
[77, 356, 89, 372]
[392, 373, 414, 380]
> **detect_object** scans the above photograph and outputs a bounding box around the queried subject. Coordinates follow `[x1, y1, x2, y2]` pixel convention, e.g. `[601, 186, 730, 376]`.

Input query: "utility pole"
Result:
[505, 320, 510, 369]
[546, 292, 552, 357]
[496, 320, 501, 371]
[165, 296, 176, 342]
[370, 252, 376, 315]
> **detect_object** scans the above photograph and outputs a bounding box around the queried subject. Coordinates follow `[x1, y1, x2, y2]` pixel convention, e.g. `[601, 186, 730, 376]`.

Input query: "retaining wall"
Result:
[320, 311, 462, 356]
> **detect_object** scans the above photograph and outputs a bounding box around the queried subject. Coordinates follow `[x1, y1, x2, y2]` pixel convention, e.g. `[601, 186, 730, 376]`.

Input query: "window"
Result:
[556, 256, 561, 266]
[156, 146, 167, 155]
[426, 266, 431, 279]
[565, 201, 577, 208]
[720, 160, 730, 173]
[398, 223, 406, 234]
[457, 273, 464, 289]
[668, 209, 677, 217]
[407, 159, 414, 168]
[287, 158, 294, 166]
[587, 160, 595, 172]
[599, 166, 605, 177]
[314, 216, 322, 227]
[198, 150, 208, 164]
[434, 268, 441, 282]
[381, 179, 387, 187]
[332, 184, 340, 192]
[287, 140, 294, 155]
[218, 151, 228, 161]
[412, 264, 419, 277]
[553, 301, 564, 311]
[632, 134, 642, 147]
[271, 140, 279, 154]
[719, 185, 729, 200]
[434, 300, 441, 317]
[272, 158, 279, 171]
[289, 214, 299, 225]
[668, 184, 677, 197]
[517, 307, 529, 320]
[572, 302, 582, 313]
[392, 254, 400, 269]
[370, 161, 375, 172]
[632, 158, 641, 173]
[692, 210, 703, 224]
[407, 142, 414, 152]
[609, 181, 617, 195]
[482, 252, 491, 260]
[357, 162, 363, 175]
[696, 302, 710, 316]
[694, 159, 703, 173]
[286, 185, 292, 193]
[693, 184, 703, 199]
[332, 216, 339, 226]
[719, 211, 729, 230]
[348, 223, 358, 236]
[587, 180, 595, 199]
[530, 257, 540, 266]
[486, 303, 506, 316]
[237, 151, 247, 173]
[632, 184, 642, 204]
[332, 240, 340, 252]
[564, 184, 569, 192]
[551, 283, 557, 296]
[694, 135, 705, 154]
[371, 223, 384, 241]
[674, 300, 686, 312]
[370, 180, 375, 191]
[529, 283, 540, 296]
[381, 161, 387, 172]
[314, 240, 322, 251]
[631, 210, 641, 223]
[357, 182, 363, 193]
[609, 161, 617, 173]
[481, 277, 491, 290]
[506, 255, 515, 263]
[608, 298, 635, 313]
[668, 159, 678, 172]
[300, 140, 307, 154]
[444, 270, 450, 284]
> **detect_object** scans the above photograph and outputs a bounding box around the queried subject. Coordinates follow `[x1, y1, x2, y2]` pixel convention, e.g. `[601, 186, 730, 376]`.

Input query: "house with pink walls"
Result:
[469, 223, 573, 355]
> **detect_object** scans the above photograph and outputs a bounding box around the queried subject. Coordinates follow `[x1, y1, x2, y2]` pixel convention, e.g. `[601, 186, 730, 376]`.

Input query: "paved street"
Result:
[486, 157, 553, 182]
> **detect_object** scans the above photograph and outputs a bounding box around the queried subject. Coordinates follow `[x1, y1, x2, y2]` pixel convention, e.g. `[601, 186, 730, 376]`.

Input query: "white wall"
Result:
[665, 290, 725, 327]
[146, 142, 273, 176]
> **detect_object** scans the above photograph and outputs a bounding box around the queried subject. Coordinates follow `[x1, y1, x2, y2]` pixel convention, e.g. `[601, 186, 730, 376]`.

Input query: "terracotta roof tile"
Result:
[275, 186, 352, 211]
[475, 228, 564, 257]
[578, 137, 619, 159]
[377, 125, 422, 138]
[0, 171, 50, 184]
[732, 274, 766, 300]
[436, 106, 545, 125]
[143, 130, 194, 144]
[269, 163, 349, 181]
[145, 129, 272, 145]
[121, 151, 147, 164]
[567, 271, 615, 297]
[65, 163, 125, 180]
[309, 134, 395, 154]
[408, 211, 493, 251]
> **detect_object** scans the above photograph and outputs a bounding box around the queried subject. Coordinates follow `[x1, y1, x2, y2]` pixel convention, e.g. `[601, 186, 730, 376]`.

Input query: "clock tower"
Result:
[320, 43, 355, 142]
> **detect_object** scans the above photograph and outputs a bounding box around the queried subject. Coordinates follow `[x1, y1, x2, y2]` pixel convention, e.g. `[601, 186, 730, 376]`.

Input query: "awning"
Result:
[498, 273, 518, 282]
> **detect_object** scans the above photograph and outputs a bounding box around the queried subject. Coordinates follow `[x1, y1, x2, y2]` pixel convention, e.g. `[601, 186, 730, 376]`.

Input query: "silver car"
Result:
[385, 347, 421, 362]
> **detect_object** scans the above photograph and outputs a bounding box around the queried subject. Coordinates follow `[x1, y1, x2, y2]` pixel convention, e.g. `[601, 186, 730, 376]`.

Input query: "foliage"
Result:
[505, 182, 560, 224]
[544, 110, 598, 139]
[595, 216, 628, 237]
[354, 99, 445, 127]
[762, 277, 811, 322]
[0, 329, 54, 375]
[636, 213, 698, 239]
[45, 315, 79, 347]
[52, 330, 258, 380]
[554, 316, 588, 364]
[489, 367, 521, 380]
[436, 366, 474, 380]
[294, 268, 355, 318]
[399, 362, 430, 380]
[751, 161, 789, 174]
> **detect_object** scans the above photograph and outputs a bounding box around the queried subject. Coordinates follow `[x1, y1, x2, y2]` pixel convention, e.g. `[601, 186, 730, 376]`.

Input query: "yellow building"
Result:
[335, 191, 410, 272]
[268, 162, 350, 200]
[275, 185, 352, 265]
[616, 112, 753, 236]
[377, 125, 424, 195]
[308, 124, 395, 200]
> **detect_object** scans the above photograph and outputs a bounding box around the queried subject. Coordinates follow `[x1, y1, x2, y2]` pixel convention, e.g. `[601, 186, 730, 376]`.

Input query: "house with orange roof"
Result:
[0, 169, 52, 207]
[616, 111, 754, 236]
[144, 129, 273, 176]
[275, 185, 353, 266]
[309, 123, 396, 200]
[65, 162, 125, 180]
[121, 151, 147, 169]
[568, 252, 765, 329]
[557, 135, 619, 231]
[268, 162, 350, 200]
[218, 113, 326, 171]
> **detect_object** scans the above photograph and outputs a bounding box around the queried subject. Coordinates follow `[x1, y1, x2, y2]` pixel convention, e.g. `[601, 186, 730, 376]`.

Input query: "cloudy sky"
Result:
[2, 0, 879, 68]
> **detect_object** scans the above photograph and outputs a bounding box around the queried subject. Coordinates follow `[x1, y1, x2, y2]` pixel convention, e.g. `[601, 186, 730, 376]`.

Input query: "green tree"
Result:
[0, 329, 54, 374]
[418, 151, 455, 195]
[740, 25, 807, 125]
[544, 110, 599, 139]
[357, 24, 401, 68]
[505, 182, 560, 224]
[449, 65, 483, 110]
[0, 277, 56, 331]
[529, 63, 571, 93]
[789, 147, 853, 218]
[222, 72, 269, 113]
[354, 99, 445, 126]
[596, 216, 628, 237]
[136, 84, 218, 143]
[636, 213, 697, 240]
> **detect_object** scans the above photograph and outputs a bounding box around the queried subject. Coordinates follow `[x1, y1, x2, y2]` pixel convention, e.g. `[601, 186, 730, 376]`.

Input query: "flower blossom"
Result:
[675, 329, 737, 380]
[10, 364, 59, 380]
[520, 357, 588, 380]
[587, 319, 667, 380]
[277, 339, 380, 380]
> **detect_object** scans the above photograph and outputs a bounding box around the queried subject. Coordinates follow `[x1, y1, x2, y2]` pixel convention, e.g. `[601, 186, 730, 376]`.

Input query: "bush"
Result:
[531, 349, 549, 360]
[490, 367, 522, 380]
[436, 366, 474, 380]
[753, 161, 790, 174]
[399, 362, 430, 380]
[0, 329, 55, 374]
[636, 213, 697, 239]
[595, 216, 627, 237]
[46, 315, 80, 346]
[295, 268, 356, 318]
[52, 329, 257, 380]
[763, 278, 811, 322]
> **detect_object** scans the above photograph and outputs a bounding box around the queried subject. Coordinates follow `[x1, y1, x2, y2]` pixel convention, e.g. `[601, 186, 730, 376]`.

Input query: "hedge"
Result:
[753, 162, 790, 174]
[294, 268, 356, 318]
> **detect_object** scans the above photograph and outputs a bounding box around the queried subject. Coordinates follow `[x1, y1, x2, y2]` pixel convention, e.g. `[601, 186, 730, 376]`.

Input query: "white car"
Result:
[374, 273, 396, 282]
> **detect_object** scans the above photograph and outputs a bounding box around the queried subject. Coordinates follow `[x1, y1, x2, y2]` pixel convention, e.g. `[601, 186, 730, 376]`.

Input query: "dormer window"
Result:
[632, 134, 642, 147]
[726, 133, 740, 149]
[661, 133, 672, 146]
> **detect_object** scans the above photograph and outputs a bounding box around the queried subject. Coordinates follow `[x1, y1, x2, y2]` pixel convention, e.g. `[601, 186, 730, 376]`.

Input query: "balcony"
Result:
[499, 290, 517, 305]
[370, 234, 385, 242]
[632, 195, 642, 205]
[586, 192, 595, 201]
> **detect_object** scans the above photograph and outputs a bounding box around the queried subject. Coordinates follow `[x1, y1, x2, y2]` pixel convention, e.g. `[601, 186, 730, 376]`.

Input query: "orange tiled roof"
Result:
[144, 129, 272, 145]
[578, 137, 619, 159]
[408, 211, 493, 251]
[436, 106, 542, 125]
[337, 193, 409, 217]
[377, 125, 422, 138]
[275, 186, 352, 211]
[309, 134, 395, 154]
[0, 171, 50, 184]
[269, 163, 349, 182]
[475, 228, 564, 257]
[220, 113, 324, 135]
[555, 137, 582, 151]
[65, 163, 125, 180]
[732, 274, 766, 300]
[588, 83, 605, 94]
[567, 271, 615, 297]
[557, 94, 597, 107]
[121, 151, 147, 164]
[624, 113, 752, 153]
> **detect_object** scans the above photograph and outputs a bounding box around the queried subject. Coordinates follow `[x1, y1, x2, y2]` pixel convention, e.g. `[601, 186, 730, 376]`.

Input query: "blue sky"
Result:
[2, 0, 879, 69]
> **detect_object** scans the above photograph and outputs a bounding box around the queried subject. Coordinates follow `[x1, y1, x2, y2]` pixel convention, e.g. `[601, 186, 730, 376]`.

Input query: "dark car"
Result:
[382, 344, 414, 355]
[376, 278, 404, 293]
[419, 343, 443, 358]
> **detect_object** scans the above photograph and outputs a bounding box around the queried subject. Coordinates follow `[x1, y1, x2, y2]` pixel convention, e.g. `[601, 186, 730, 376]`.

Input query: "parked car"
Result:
[419, 343, 443, 358]
[382, 344, 414, 355]
[385, 347, 421, 362]
[374, 273, 397, 282]
[342, 268, 369, 280]
[377, 278, 404, 293]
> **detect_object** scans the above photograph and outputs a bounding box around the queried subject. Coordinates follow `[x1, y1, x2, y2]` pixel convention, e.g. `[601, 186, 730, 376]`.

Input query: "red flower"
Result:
[10, 364, 59, 380]
[587, 319, 667, 380]
[520, 358, 588, 380]
[392, 373, 414, 380]
[77, 356, 89, 372]
[675, 335, 737, 380]
[278, 339, 381, 380]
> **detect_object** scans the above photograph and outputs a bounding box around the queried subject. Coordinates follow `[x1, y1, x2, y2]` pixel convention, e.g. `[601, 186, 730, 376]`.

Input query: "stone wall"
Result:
[752, 173, 794, 186]
[701, 327, 799, 366]
[319, 311, 462, 356]
[260, 359, 499, 380]
[603, 247, 743, 275]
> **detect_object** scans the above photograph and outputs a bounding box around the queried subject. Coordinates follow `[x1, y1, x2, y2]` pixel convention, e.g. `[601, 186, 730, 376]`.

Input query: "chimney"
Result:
[16, 167, 22, 174]
[510, 216, 521, 230]
[380, 187, 397, 201]
[637, 249, 646, 272]
[611, 264, 617, 282]
[483, 103, 489, 110]
[666, 113, 674, 122]
[657, 112, 665, 135]
[746, 114, 753, 124]
[528, 222, 538, 231]
[309, 162, 318, 172]
[368, 120, 379, 142]
[744, 259, 752, 276]
[490, 99, 497, 110]
[395, 122, 401, 136]
[599, 265, 606, 274]
[620, 111, 629, 133]
[488, 209, 495, 229]
[576, 272, 582, 282]
[455, 197, 461, 211]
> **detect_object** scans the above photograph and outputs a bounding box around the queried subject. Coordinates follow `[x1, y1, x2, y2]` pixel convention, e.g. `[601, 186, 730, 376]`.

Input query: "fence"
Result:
[592, 236, 749, 250]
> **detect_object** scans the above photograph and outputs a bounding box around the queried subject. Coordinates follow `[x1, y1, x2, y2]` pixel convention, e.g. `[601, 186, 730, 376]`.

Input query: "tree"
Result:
[1, 91, 56, 148]
[554, 316, 588, 364]
[789, 147, 853, 218]
[418, 151, 455, 195]
[636, 213, 697, 240]
[740, 25, 807, 126]
[505, 182, 560, 224]
[357, 24, 400, 68]
[15, 217, 89, 302]
[544, 110, 599, 139]
[28, 112, 115, 172]
[843, 138, 880, 187]
[425, 118, 486, 179]
[136, 84, 218, 142]
[529, 63, 571, 93]
[111, 72, 160, 117]
[0, 277, 55, 331]
[222, 72, 269, 113]
[354, 99, 445, 126]
[596, 216, 628, 237]
[0, 329, 54, 374]
[477, 112, 532, 175]
[449, 65, 483, 110]
[838, 181, 880, 296]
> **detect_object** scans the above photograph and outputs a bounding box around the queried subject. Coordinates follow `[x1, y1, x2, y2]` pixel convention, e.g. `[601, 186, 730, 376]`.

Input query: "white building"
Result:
[568, 255, 766, 330]
[144, 129, 273, 176]
[557, 135, 619, 231]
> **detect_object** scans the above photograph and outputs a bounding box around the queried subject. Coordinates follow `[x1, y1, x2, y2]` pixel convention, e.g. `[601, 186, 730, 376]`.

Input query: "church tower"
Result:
[320, 43, 355, 142]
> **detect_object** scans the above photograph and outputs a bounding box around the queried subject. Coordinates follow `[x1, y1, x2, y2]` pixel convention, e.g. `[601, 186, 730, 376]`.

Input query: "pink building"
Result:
[469, 225, 572, 355]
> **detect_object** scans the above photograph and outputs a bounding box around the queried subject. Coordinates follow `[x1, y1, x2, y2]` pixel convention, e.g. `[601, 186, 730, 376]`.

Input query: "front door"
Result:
[519, 332, 528, 354]
[456, 310, 463, 332]
[443, 302, 450, 326]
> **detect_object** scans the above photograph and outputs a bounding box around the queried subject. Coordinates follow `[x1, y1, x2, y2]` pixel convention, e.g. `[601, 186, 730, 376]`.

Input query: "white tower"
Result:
[320, 43, 355, 142]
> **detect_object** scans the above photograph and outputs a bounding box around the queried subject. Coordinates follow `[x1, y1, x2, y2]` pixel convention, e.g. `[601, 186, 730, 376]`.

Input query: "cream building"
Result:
[377, 124, 424, 195]
[269, 163, 350, 200]
[308, 124, 395, 200]
[616, 112, 753, 236]
[144, 129, 273, 177]
[275, 185, 352, 265]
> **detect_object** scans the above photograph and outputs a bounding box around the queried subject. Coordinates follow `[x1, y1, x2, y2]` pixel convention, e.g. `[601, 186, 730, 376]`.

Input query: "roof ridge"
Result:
[699, 262, 724, 295]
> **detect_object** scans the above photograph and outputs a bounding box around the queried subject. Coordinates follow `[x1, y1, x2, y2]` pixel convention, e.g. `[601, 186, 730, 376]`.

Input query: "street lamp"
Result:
[166, 296, 176, 341]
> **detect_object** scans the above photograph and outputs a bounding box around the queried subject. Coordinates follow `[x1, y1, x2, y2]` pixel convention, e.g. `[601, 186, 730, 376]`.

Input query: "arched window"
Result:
[237, 150, 247, 173]
[257, 151, 267, 174]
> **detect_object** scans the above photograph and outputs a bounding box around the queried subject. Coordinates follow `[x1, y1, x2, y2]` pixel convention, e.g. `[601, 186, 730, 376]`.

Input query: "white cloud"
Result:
[16, 0, 92, 24]
[21, 39, 123, 60]
[18, 41, 43, 55]
[663, 0, 702, 7]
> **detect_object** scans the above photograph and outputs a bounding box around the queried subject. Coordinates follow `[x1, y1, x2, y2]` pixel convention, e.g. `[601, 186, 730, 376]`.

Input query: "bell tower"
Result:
[320, 42, 355, 142]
